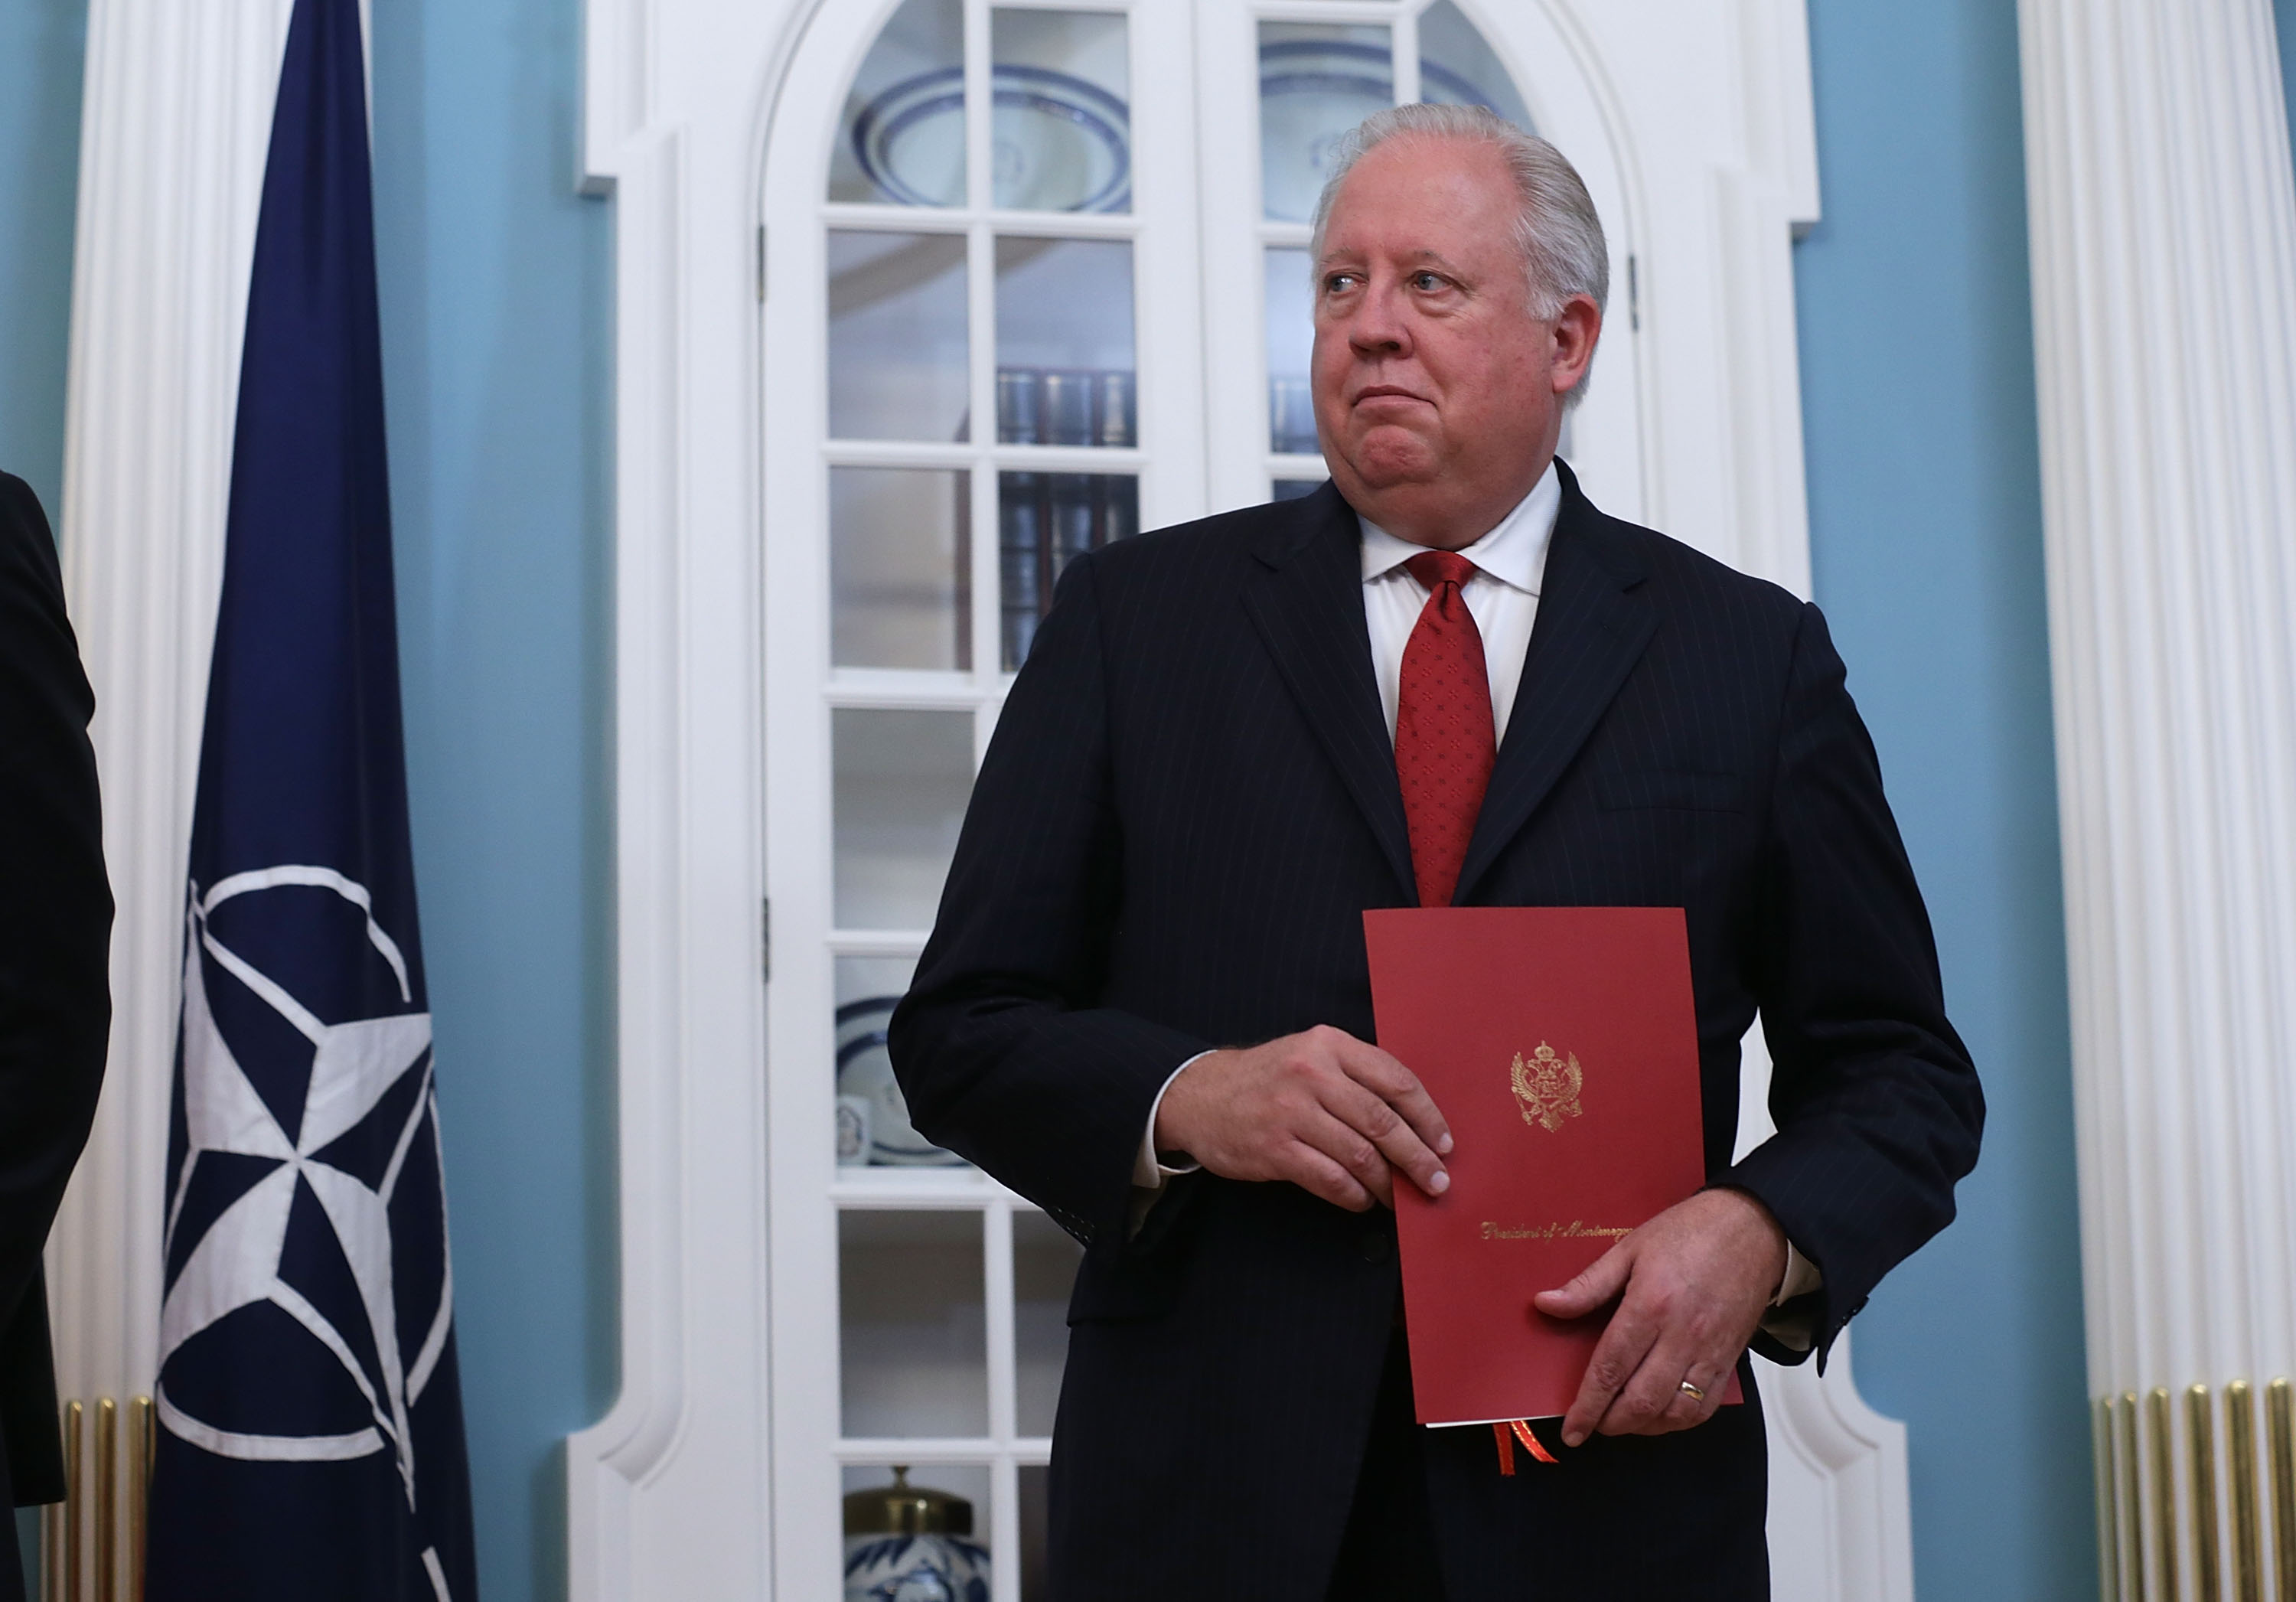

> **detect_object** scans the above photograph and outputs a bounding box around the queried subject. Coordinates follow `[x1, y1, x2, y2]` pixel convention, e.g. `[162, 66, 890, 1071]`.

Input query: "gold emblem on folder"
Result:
[1511, 1042, 1583, 1133]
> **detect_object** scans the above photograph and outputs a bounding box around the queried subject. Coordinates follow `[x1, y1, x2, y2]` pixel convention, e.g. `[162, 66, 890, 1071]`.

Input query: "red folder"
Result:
[1363, 905, 1737, 1425]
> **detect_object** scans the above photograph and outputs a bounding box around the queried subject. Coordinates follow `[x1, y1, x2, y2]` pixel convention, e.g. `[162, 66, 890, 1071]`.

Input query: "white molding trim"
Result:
[1763, 1336, 1916, 1602]
[571, 2, 1911, 1596]
[1737, 1038, 1917, 1602]
[48, 0, 296, 1450]
[2017, 0, 2296, 1592]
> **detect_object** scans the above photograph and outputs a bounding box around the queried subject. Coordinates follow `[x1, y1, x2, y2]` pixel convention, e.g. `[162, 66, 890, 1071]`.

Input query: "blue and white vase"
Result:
[842, 1467, 991, 1602]
[842, 1531, 990, 1602]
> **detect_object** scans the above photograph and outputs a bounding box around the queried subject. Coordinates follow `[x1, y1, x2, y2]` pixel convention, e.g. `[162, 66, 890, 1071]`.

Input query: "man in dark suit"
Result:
[0, 471, 111, 1600]
[890, 105, 1980, 1599]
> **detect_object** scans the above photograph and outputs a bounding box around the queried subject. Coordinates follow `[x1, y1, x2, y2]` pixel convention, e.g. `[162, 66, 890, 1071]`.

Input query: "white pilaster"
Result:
[44, 0, 295, 1586]
[51, 0, 295, 1424]
[2018, 0, 2296, 1592]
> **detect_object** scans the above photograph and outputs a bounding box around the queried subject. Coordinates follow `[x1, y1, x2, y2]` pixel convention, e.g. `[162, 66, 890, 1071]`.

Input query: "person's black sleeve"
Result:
[1727, 600, 1984, 1368]
[0, 471, 111, 1360]
[889, 553, 1208, 1245]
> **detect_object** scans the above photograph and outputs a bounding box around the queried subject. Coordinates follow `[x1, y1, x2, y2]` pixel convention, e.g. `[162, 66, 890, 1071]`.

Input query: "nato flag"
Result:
[145, 0, 478, 1595]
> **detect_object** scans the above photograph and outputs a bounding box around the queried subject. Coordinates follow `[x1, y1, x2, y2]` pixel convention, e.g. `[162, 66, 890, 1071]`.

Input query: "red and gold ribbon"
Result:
[1490, 1418, 1558, 1474]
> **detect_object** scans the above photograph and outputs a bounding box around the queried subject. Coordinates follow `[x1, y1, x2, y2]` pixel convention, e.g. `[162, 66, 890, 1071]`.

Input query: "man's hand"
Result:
[1153, 1026, 1453, 1211]
[1532, 1188, 1788, 1447]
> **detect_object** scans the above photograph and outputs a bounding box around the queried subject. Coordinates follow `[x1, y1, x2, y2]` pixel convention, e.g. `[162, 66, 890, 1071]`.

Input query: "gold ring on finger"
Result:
[1678, 1379, 1706, 1402]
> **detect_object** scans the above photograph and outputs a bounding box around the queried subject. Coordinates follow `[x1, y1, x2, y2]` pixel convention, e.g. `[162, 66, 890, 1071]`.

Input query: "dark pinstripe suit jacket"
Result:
[890, 464, 1981, 1599]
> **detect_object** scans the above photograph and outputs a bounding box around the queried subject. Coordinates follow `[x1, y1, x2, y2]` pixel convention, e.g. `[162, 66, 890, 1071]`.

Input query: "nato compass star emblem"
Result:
[156, 865, 456, 1565]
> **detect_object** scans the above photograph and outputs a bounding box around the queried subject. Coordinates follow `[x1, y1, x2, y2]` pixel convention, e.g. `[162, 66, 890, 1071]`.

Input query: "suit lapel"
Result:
[1454, 471, 1655, 903]
[1239, 486, 1417, 901]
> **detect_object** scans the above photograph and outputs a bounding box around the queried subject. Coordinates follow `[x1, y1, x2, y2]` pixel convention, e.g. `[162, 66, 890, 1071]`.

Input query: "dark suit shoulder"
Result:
[1068, 494, 1333, 650]
[1581, 498, 1808, 631]
[1546, 471, 1828, 723]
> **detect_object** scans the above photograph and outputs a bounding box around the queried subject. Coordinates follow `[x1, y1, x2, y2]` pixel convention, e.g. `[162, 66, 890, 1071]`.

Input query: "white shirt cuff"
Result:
[1131, 1052, 1212, 1189]
[1759, 1242, 1824, 1350]
[1774, 1242, 1820, 1307]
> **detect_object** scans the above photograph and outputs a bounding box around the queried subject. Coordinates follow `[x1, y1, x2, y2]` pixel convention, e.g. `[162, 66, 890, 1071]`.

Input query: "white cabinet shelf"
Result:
[830, 1169, 1039, 1211]
[835, 1437, 1054, 1464]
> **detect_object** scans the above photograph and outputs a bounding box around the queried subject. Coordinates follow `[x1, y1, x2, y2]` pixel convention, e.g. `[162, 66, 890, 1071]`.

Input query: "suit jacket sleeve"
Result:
[0, 476, 110, 1333]
[889, 553, 1209, 1243]
[1727, 600, 1983, 1365]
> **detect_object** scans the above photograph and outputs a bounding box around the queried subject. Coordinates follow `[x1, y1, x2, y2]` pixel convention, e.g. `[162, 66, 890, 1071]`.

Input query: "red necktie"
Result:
[1394, 550, 1495, 908]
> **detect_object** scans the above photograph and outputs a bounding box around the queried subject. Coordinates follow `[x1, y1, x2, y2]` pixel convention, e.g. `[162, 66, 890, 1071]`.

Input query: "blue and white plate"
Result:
[1257, 41, 1505, 223]
[853, 65, 1130, 214]
[837, 996, 967, 1167]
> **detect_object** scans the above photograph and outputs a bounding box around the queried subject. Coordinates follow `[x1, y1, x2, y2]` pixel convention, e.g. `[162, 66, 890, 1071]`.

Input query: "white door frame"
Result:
[564, 1, 1912, 1596]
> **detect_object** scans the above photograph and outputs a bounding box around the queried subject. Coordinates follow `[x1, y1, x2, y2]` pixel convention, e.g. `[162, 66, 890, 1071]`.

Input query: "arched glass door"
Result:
[776, 3, 1587, 1594]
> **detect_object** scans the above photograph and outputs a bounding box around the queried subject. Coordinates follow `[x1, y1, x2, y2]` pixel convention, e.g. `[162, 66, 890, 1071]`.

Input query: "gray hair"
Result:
[1309, 103, 1609, 400]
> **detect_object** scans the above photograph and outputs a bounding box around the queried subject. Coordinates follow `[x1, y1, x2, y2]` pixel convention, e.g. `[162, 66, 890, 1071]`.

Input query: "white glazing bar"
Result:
[1257, 1, 1407, 22]
[819, 205, 973, 234]
[830, 1173, 1043, 1211]
[983, 208, 1140, 238]
[820, 204, 1138, 240]
[968, 242, 1000, 703]
[822, 436, 1157, 468]
[1391, 2, 1420, 107]
[823, 674, 980, 710]
[984, 1196, 1021, 1602]
[835, 1438, 1002, 1463]
[832, 1180, 997, 1210]
[969, 220, 999, 691]
[964, 0, 993, 214]
[821, 440, 977, 468]
[965, 0, 1002, 696]
[993, 1453, 1022, 1602]
[826, 929, 934, 954]
[818, 439, 1147, 473]
[822, 204, 1143, 238]
[987, 444, 1148, 471]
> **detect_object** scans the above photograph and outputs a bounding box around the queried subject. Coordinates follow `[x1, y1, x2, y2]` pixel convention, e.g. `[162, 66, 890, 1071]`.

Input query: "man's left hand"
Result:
[1531, 1187, 1787, 1447]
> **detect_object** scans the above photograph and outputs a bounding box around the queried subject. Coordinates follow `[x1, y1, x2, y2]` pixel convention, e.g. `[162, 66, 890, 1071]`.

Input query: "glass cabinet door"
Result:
[1195, 0, 1549, 511]
[771, 3, 1565, 1597]
[780, 2, 1204, 1597]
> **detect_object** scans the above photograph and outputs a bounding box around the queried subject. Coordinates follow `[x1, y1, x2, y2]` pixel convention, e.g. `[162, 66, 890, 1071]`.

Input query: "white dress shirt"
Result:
[1126, 466, 1818, 1337]
[1359, 461, 1560, 745]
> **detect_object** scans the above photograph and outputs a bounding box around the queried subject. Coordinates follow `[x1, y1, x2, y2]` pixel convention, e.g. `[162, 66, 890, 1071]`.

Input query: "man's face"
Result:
[1310, 135, 1600, 547]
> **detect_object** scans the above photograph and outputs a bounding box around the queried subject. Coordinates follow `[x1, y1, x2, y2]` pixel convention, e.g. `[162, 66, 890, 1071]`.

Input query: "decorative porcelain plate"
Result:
[853, 65, 1130, 213]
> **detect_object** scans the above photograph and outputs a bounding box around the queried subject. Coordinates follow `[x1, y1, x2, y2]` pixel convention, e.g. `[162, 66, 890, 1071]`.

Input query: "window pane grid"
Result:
[823, 202, 1140, 238]
[816, 8, 1150, 1597]
[827, 442, 1146, 473]
[823, 10, 1148, 694]
[801, 2, 1557, 1590]
[832, 1189, 1064, 1602]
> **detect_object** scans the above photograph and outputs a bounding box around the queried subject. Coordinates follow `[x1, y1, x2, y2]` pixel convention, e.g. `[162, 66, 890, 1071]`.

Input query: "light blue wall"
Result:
[1792, 3, 2094, 1598]
[367, 2, 616, 1601]
[0, 0, 83, 514]
[9, 2, 2296, 1600]
[2, 1, 86, 1587]
[1, 3, 616, 1600]
[2281, 0, 2296, 155]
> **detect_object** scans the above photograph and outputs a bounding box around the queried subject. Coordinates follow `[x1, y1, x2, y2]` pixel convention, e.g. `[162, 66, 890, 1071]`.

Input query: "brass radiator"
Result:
[41, 1397, 152, 1602]
[2095, 1379, 2296, 1602]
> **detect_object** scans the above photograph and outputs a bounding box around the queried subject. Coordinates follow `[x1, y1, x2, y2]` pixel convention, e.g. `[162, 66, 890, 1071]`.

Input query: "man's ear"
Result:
[1551, 295, 1603, 394]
